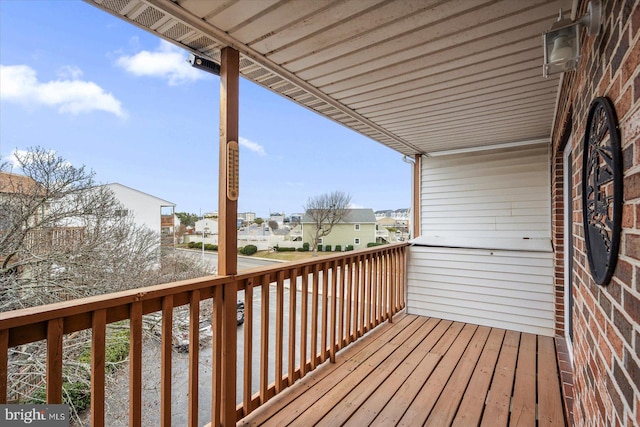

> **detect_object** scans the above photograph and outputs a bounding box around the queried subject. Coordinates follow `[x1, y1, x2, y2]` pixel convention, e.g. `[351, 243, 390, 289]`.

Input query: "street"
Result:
[176, 248, 283, 273]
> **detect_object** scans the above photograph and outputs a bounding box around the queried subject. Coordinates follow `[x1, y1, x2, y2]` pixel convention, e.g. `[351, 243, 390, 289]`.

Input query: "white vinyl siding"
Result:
[408, 144, 554, 336]
[419, 145, 550, 241]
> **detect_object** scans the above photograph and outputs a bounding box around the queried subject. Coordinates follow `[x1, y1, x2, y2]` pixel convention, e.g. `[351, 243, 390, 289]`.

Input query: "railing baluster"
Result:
[388, 254, 396, 323]
[384, 250, 390, 321]
[259, 273, 270, 404]
[372, 254, 379, 327]
[377, 252, 384, 324]
[359, 256, 366, 338]
[0, 329, 7, 404]
[391, 248, 397, 318]
[311, 264, 319, 370]
[188, 290, 199, 427]
[321, 262, 329, 362]
[338, 258, 345, 350]
[46, 318, 63, 404]
[91, 310, 106, 427]
[353, 256, 360, 340]
[129, 301, 143, 427]
[383, 252, 388, 321]
[275, 270, 284, 392]
[212, 285, 223, 426]
[300, 266, 309, 376]
[330, 260, 338, 363]
[161, 295, 173, 427]
[243, 279, 253, 416]
[370, 254, 376, 326]
[397, 249, 407, 308]
[345, 257, 353, 345]
[288, 269, 297, 385]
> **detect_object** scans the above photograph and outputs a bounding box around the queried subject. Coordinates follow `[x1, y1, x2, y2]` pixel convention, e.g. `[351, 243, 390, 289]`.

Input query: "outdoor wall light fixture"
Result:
[542, 0, 601, 77]
[188, 53, 221, 75]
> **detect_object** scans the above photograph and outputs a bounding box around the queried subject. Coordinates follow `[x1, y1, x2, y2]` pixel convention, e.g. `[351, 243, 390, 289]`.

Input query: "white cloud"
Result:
[5, 148, 70, 169]
[0, 64, 126, 118]
[115, 40, 205, 85]
[239, 137, 266, 156]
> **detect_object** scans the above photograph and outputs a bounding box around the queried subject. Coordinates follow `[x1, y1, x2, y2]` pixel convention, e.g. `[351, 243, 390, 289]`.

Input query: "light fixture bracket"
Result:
[542, 0, 602, 77]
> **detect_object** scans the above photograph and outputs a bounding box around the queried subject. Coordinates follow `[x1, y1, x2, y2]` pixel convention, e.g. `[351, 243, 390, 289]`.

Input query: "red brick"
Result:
[624, 203, 635, 227]
[627, 233, 640, 260]
[625, 172, 640, 201]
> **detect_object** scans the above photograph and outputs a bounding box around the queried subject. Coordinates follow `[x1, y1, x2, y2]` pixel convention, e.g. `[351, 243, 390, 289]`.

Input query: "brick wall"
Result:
[551, 0, 640, 425]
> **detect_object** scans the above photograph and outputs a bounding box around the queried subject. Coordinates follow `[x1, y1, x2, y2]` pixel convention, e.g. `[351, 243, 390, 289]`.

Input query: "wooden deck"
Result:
[238, 313, 567, 426]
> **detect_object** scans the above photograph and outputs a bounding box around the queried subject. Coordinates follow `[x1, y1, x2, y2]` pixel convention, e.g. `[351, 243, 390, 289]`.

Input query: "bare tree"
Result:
[0, 147, 210, 423]
[303, 191, 352, 251]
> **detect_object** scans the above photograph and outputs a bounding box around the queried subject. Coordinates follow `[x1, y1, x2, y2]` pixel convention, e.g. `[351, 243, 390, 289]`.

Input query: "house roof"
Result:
[85, 0, 571, 157]
[0, 171, 40, 195]
[302, 208, 376, 224]
[105, 183, 175, 207]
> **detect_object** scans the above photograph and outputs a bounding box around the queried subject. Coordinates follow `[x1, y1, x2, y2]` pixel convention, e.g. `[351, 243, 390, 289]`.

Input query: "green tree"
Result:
[175, 212, 199, 227]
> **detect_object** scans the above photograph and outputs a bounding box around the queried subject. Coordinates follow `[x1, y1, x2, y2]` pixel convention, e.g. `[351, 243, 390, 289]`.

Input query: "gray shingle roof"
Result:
[302, 208, 376, 224]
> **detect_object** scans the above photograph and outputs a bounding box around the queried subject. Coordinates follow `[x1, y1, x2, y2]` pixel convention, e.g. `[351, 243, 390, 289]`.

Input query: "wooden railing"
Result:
[0, 243, 407, 426]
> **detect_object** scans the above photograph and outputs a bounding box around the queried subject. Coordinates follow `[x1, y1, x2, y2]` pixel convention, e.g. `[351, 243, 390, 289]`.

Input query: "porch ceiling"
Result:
[86, 0, 573, 156]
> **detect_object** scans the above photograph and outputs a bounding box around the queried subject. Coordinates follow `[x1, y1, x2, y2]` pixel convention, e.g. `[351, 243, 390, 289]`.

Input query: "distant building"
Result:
[238, 212, 256, 222]
[105, 183, 175, 244]
[194, 218, 219, 235]
[302, 208, 377, 249]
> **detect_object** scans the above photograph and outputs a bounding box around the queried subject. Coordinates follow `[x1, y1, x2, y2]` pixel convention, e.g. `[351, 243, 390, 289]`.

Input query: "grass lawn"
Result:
[252, 250, 337, 261]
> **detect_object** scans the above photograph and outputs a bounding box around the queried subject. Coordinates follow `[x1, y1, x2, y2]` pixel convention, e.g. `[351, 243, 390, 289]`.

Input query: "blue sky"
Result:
[0, 1, 410, 218]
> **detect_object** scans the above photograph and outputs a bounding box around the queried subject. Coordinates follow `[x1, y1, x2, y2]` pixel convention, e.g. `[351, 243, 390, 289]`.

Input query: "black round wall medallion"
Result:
[581, 96, 622, 286]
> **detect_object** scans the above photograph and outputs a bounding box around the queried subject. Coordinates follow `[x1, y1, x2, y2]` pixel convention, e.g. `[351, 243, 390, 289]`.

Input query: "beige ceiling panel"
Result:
[301, 0, 563, 85]
[249, 0, 388, 54]
[175, 0, 233, 19]
[367, 80, 558, 121]
[284, 0, 493, 72]
[266, 0, 444, 64]
[203, 0, 281, 33]
[340, 55, 542, 106]
[324, 37, 542, 99]
[229, 0, 335, 44]
[355, 72, 545, 116]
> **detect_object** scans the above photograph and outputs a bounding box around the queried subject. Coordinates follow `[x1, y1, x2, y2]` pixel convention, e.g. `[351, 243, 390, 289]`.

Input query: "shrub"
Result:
[324, 245, 332, 252]
[367, 242, 383, 247]
[204, 243, 218, 251]
[30, 382, 91, 411]
[302, 242, 310, 251]
[188, 241, 196, 248]
[317, 245, 323, 252]
[276, 246, 296, 252]
[241, 244, 258, 255]
[346, 245, 354, 251]
[189, 242, 202, 249]
[334, 245, 342, 252]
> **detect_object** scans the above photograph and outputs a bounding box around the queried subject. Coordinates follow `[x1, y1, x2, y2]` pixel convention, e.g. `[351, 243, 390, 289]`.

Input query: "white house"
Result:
[194, 218, 219, 235]
[105, 183, 175, 239]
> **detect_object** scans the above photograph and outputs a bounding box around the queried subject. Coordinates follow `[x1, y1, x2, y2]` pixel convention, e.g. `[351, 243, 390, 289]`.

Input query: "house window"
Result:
[354, 224, 360, 231]
[354, 238, 360, 245]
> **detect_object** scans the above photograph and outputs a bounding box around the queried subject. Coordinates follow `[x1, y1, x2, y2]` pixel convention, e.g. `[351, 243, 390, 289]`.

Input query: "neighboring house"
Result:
[105, 183, 175, 247]
[302, 208, 376, 249]
[238, 212, 256, 222]
[194, 218, 219, 235]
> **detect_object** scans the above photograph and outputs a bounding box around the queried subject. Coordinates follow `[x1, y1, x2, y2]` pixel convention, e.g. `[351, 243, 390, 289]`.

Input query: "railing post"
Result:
[221, 280, 238, 426]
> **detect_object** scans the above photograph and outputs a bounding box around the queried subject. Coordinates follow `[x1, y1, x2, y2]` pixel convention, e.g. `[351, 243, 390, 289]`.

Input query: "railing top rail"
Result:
[0, 243, 408, 331]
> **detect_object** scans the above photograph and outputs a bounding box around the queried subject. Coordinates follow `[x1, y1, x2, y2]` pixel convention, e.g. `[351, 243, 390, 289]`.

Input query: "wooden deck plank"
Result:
[452, 328, 506, 426]
[238, 312, 412, 426]
[538, 335, 565, 426]
[315, 317, 442, 426]
[510, 333, 537, 426]
[480, 330, 521, 427]
[341, 318, 449, 427]
[424, 325, 492, 426]
[398, 323, 479, 426]
[238, 316, 567, 427]
[370, 320, 462, 426]
[264, 316, 429, 426]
